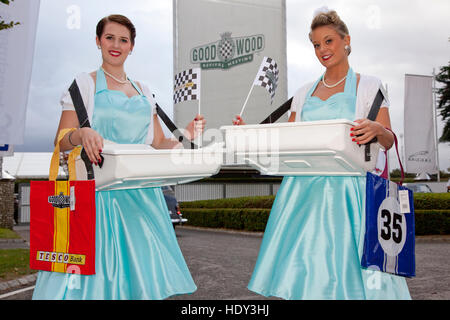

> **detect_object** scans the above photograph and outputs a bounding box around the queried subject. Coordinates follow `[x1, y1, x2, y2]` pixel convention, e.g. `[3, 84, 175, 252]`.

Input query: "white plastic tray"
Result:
[90, 144, 223, 191]
[221, 119, 381, 176]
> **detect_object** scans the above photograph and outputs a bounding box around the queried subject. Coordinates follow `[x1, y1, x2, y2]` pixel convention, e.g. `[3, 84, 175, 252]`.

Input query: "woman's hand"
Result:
[184, 114, 206, 141]
[351, 108, 394, 150]
[232, 115, 246, 126]
[351, 119, 389, 146]
[350, 119, 382, 145]
[56, 110, 103, 164]
[78, 127, 104, 165]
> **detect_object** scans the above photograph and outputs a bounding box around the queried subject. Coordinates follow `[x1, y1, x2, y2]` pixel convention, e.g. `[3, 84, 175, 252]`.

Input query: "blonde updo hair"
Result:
[309, 10, 351, 55]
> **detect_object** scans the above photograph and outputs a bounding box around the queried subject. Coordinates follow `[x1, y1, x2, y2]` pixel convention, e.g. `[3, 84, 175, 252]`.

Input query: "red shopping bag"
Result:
[30, 129, 96, 275]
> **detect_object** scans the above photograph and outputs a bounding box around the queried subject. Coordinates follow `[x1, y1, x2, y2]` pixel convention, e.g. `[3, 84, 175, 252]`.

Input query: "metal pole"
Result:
[432, 68, 441, 182]
[386, 83, 391, 180]
[399, 133, 405, 167]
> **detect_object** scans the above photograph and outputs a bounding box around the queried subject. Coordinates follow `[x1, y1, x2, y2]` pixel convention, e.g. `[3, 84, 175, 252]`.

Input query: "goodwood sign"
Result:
[190, 32, 265, 70]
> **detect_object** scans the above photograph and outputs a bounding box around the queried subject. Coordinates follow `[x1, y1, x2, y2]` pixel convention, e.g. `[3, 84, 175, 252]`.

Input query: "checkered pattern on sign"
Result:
[253, 57, 279, 103]
[219, 40, 233, 60]
[173, 68, 201, 104]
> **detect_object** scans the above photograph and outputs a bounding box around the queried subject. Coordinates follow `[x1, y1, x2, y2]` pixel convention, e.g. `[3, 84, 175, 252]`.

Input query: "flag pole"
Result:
[198, 69, 202, 148]
[239, 56, 277, 119]
[385, 83, 391, 180]
[239, 84, 255, 118]
[432, 68, 440, 182]
[198, 97, 202, 149]
[239, 57, 261, 118]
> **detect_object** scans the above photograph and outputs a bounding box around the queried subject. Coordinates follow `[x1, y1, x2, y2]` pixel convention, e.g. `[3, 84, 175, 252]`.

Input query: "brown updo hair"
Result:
[96, 14, 136, 45]
[309, 10, 351, 55]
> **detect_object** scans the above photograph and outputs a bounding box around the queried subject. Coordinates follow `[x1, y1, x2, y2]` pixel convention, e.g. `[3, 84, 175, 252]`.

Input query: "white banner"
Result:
[0, 144, 13, 157]
[173, 0, 288, 132]
[0, 1, 40, 144]
[403, 74, 438, 174]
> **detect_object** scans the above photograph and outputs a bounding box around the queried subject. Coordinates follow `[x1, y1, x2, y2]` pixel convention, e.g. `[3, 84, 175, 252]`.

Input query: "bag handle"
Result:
[49, 128, 82, 181]
[385, 127, 405, 185]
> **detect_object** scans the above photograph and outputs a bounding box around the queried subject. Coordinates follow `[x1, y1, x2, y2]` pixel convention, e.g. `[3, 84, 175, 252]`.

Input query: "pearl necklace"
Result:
[322, 73, 347, 88]
[101, 67, 129, 84]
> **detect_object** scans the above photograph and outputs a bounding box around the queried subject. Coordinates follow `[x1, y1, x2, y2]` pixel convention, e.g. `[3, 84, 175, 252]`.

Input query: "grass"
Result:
[0, 229, 36, 282]
[0, 249, 37, 281]
[0, 228, 21, 239]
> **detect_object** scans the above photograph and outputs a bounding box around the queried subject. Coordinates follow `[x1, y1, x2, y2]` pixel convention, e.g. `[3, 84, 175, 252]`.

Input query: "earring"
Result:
[344, 45, 351, 55]
[98, 46, 101, 49]
[129, 51, 132, 55]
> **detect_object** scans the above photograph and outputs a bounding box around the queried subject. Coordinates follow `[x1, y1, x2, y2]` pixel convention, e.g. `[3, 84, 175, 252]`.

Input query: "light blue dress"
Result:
[247, 68, 411, 300]
[32, 69, 197, 300]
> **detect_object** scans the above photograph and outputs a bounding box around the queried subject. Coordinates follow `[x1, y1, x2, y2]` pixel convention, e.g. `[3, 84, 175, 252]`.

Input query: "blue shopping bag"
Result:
[361, 127, 415, 278]
[361, 172, 416, 278]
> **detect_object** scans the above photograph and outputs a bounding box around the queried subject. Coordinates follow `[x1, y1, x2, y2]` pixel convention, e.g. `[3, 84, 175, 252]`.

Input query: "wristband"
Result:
[68, 130, 80, 147]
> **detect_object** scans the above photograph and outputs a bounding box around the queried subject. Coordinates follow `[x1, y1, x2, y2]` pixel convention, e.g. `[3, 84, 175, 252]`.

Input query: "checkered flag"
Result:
[173, 68, 201, 105]
[253, 57, 279, 104]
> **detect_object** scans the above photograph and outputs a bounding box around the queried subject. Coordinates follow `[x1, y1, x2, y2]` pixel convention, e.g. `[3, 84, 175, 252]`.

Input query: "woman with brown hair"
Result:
[32, 14, 202, 300]
[236, 9, 411, 299]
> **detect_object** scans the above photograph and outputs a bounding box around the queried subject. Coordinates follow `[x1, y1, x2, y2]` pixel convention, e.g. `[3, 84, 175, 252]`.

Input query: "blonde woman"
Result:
[236, 9, 411, 300]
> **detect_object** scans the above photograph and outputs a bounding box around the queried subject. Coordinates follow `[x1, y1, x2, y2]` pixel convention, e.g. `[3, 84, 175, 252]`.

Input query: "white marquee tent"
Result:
[3, 152, 65, 179]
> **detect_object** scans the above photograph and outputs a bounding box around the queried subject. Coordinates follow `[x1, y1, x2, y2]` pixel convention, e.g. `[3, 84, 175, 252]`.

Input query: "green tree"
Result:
[435, 61, 450, 142]
[389, 169, 415, 179]
[0, 0, 20, 31]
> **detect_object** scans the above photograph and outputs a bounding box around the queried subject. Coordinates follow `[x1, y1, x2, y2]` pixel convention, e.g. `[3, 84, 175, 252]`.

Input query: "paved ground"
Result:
[405, 239, 450, 299]
[1, 225, 449, 300]
[169, 227, 274, 300]
[172, 227, 450, 300]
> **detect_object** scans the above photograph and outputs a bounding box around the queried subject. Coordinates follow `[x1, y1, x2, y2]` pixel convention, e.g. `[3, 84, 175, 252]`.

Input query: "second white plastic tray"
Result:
[221, 119, 381, 176]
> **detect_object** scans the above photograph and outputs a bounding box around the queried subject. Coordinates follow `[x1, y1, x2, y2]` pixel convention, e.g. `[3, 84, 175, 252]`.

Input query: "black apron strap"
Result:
[69, 80, 91, 128]
[68, 80, 95, 180]
[367, 89, 385, 122]
[154, 101, 198, 150]
[259, 97, 293, 124]
[364, 89, 385, 162]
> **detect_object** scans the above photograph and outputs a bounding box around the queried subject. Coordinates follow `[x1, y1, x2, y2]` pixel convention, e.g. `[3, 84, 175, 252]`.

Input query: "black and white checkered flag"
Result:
[253, 57, 279, 104]
[173, 68, 201, 105]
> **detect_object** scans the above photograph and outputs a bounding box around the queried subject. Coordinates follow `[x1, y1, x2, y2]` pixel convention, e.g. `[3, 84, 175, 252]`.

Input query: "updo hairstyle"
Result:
[309, 10, 351, 55]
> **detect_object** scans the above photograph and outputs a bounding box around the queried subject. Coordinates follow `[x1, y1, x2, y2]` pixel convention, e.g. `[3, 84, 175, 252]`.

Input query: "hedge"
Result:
[181, 208, 271, 232]
[181, 193, 450, 211]
[182, 208, 450, 234]
[180, 194, 450, 234]
[180, 196, 275, 209]
[412, 193, 450, 210]
[415, 210, 450, 235]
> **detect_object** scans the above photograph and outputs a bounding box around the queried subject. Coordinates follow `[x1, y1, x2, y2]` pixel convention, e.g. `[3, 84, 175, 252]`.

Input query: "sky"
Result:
[14, 0, 450, 172]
